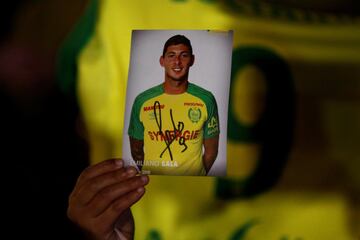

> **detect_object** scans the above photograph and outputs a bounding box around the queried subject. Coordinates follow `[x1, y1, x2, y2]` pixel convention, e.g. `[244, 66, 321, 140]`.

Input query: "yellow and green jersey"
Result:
[128, 82, 219, 176]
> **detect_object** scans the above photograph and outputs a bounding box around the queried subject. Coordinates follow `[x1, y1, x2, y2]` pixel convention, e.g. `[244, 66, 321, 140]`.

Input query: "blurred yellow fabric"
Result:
[75, 0, 360, 239]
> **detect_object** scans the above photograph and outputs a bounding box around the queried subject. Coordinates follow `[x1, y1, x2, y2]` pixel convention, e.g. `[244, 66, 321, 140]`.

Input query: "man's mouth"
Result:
[173, 67, 182, 72]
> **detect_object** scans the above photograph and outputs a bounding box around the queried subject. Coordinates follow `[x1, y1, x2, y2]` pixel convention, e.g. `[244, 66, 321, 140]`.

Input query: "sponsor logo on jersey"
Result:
[148, 112, 155, 120]
[184, 102, 204, 107]
[148, 130, 200, 141]
[188, 107, 202, 123]
[207, 116, 219, 135]
[143, 104, 165, 112]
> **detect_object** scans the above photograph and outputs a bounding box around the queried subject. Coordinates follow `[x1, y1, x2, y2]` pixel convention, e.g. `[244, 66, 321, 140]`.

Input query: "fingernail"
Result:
[114, 159, 123, 168]
[141, 175, 149, 183]
[126, 167, 137, 176]
[137, 187, 145, 193]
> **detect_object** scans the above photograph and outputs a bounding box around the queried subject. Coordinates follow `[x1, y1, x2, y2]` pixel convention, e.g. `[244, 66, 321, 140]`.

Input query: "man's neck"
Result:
[163, 79, 188, 94]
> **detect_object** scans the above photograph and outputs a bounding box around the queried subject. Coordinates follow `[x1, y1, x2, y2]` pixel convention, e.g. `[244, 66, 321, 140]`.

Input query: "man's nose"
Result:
[175, 55, 181, 64]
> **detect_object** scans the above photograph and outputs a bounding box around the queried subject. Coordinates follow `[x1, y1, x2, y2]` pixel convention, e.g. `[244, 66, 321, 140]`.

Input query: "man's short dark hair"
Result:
[162, 35, 193, 56]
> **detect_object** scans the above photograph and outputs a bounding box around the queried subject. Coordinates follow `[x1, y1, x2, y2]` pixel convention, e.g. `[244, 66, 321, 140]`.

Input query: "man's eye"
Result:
[181, 53, 190, 58]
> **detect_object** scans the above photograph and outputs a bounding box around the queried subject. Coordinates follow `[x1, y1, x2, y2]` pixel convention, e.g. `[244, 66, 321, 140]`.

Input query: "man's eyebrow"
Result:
[166, 50, 191, 55]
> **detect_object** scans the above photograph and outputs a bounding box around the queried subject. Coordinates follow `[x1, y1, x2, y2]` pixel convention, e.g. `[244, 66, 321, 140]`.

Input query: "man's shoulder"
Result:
[134, 84, 164, 105]
[187, 82, 216, 105]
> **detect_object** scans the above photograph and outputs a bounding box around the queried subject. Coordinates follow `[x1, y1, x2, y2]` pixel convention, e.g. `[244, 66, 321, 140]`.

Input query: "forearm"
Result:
[202, 151, 218, 174]
[202, 136, 219, 174]
[129, 137, 144, 169]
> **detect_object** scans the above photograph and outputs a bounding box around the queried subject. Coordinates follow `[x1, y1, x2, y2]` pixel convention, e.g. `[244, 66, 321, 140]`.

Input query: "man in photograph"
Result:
[128, 34, 219, 175]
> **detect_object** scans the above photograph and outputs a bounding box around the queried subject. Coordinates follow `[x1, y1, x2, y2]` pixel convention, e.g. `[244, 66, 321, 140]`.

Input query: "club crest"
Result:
[188, 107, 201, 123]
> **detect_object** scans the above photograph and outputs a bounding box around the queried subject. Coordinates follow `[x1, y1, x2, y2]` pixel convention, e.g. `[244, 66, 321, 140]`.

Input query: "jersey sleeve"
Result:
[128, 97, 144, 140]
[203, 93, 220, 138]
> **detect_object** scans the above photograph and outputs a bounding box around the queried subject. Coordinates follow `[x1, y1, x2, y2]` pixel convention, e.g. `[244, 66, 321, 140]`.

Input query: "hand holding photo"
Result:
[123, 30, 233, 176]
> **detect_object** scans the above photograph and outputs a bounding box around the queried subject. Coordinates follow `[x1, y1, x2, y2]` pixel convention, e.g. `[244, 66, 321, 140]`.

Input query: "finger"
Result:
[89, 175, 149, 217]
[72, 159, 125, 196]
[75, 166, 139, 206]
[95, 187, 147, 232]
[78, 159, 125, 185]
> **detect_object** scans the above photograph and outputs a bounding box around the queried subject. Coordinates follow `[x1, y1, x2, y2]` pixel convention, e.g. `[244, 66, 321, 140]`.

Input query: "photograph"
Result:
[122, 30, 233, 176]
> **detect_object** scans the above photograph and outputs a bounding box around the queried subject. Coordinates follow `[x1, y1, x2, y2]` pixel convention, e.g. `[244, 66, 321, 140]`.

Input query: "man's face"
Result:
[160, 44, 194, 82]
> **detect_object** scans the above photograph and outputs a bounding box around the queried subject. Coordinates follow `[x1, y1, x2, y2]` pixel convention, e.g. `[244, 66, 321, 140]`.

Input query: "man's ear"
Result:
[159, 56, 164, 67]
[190, 55, 195, 67]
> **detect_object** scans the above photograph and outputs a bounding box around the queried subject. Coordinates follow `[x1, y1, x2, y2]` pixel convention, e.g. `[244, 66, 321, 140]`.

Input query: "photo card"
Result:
[123, 30, 233, 176]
